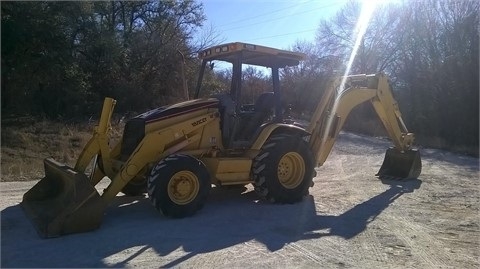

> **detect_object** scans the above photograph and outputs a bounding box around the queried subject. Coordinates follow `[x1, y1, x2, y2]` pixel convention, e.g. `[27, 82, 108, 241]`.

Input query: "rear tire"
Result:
[147, 154, 211, 218]
[252, 134, 315, 203]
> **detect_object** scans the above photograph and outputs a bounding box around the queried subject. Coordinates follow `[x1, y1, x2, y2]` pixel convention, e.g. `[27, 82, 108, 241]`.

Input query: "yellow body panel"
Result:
[202, 157, 252, 185]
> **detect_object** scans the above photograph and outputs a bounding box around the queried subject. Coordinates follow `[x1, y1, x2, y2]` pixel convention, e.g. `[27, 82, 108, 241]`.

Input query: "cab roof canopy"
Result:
[199, 42, 306, 68]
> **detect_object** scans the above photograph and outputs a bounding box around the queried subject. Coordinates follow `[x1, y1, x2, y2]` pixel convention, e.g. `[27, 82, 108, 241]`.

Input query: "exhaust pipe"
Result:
[21, 158, 106, 238]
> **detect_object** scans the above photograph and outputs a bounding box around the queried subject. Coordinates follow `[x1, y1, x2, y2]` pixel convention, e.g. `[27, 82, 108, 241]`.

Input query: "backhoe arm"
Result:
[308, 73, 419, 177]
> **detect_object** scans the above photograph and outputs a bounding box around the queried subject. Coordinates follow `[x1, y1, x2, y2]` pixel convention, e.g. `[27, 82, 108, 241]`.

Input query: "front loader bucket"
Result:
[376, 148, 422, 180]
[21, 158, 105, 238]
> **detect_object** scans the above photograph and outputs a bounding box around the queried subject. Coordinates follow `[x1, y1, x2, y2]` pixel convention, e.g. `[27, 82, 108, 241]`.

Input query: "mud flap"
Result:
[21, 158, 106, 238]
[376, 148, 422, 180]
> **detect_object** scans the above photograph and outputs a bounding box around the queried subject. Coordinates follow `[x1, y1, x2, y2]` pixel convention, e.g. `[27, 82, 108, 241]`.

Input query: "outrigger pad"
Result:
[376, 148, 422, 180]
[21, 158, 105, 238]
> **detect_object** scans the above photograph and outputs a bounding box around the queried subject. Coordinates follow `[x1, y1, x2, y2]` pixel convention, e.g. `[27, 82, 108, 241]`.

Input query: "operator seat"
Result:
[237, 92, 275, 140]
[213, 93, 235, 147]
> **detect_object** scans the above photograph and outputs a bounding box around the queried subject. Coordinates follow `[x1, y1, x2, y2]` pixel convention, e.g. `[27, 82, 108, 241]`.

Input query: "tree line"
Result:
[2, 1, 478, 155]
[2, 0, 208, 118]
[281, 0, 478, 155]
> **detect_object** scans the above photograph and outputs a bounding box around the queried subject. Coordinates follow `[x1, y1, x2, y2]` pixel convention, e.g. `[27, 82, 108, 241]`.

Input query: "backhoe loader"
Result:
[22, 42, 421, 238]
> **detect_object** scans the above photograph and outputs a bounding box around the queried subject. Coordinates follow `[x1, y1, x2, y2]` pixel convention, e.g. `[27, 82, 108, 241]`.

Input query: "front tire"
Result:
[147, 154, 211, 218]
[252, 134, 315, 203]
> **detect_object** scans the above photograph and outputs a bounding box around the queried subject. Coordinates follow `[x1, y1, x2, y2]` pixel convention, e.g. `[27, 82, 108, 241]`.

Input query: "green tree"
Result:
[2, 2, 91, 118]
[1, 1, 206, 118]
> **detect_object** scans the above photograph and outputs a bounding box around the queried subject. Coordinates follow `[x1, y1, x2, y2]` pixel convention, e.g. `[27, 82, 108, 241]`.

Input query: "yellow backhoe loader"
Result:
[21, 42, 421, 238]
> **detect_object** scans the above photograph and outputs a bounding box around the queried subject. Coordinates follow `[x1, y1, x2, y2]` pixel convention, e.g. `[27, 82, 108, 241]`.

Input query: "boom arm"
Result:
[308, 73, 415, 166]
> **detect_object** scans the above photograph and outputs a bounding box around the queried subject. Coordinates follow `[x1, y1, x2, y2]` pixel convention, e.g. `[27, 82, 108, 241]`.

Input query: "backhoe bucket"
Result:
[376, 148, 422, 180]
[21, 158, 105, 238]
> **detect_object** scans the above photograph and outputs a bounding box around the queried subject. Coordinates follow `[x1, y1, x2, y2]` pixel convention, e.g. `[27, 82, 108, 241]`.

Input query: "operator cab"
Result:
[195, 42, 306, 148]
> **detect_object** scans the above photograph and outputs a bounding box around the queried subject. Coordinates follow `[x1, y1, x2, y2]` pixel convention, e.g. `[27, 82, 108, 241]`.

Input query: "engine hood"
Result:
[134, 98, 219, 124]
[120, 98, 219, 157]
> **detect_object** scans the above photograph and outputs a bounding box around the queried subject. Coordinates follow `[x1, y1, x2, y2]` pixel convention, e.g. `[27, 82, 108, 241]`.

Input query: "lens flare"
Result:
[321, 1, 378, 147]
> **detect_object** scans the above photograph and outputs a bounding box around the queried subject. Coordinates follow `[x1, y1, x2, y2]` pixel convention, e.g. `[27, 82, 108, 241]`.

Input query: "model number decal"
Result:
[191, 117, 207, 127]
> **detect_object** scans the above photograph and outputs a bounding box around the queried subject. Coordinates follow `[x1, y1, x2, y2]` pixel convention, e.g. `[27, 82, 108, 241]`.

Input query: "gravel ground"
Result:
[1, 132, 479, 268]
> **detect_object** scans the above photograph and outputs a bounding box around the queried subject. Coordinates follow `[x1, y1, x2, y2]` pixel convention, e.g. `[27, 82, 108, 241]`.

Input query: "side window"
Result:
[240, 65, 271, 108]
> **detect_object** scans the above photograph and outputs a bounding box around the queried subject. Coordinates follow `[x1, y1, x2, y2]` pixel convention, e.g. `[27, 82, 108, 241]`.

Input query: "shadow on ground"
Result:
[1, 179, 421, 268]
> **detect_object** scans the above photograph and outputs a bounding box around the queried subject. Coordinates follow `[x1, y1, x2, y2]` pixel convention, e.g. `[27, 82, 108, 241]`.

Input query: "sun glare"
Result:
[321, 0, 378, 147]
[344, 1, 377, 77]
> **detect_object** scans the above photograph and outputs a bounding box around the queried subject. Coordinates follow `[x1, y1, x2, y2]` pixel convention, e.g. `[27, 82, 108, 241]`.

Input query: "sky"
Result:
[199, 0, 349, 50]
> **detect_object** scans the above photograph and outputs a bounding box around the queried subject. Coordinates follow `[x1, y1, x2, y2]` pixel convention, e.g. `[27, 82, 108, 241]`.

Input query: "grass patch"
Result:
[1, 118, 123, 182]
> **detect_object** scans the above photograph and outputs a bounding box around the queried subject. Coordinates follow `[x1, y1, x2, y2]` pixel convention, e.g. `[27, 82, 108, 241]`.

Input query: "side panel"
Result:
[201, 157, 252, 185]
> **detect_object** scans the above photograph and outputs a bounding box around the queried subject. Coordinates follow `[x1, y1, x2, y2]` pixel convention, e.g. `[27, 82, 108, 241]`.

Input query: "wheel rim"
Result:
[167, 171, 200, 205]
[277, 152, 305, 189]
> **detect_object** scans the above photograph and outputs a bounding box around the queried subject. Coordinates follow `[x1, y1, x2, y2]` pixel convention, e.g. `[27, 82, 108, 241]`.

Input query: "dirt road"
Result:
[1, 132, 479, 268]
